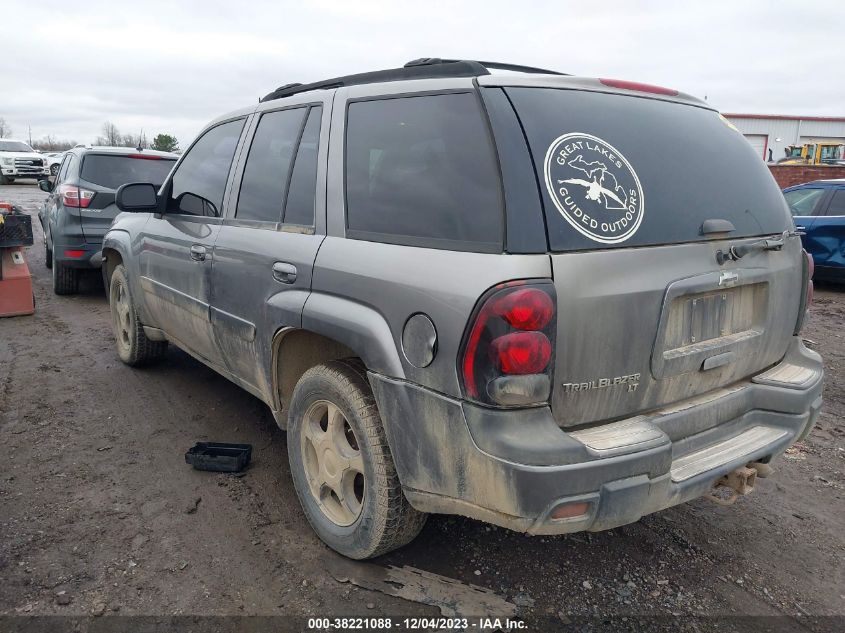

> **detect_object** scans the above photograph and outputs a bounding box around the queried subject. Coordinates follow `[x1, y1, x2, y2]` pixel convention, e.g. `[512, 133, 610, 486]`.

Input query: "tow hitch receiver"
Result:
[705, 466, 757, 506]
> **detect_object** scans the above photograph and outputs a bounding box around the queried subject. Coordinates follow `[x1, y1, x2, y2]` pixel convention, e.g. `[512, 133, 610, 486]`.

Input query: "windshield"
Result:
[80, 154, 176, 189]
[821, 145, 843, 162]
[503, 87, 792, 250]
[0, 141, 35, 152]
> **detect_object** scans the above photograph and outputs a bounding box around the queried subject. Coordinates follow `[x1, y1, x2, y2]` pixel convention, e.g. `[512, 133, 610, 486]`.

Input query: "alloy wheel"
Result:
[300, 399, 365, 526]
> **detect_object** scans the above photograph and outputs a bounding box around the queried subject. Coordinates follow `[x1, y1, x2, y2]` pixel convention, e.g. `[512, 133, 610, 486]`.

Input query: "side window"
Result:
[783, 188, 826, 216]
[57, 155, 73, 183]
[826, 190, 845, 216]
[56, 157, 69, 182]
[65, 156, 79, 181]
[236, 108, 306, 222]
[344, 93, 503, 251]
[168, 118, 245, 217]
[283, 106, 322, 226]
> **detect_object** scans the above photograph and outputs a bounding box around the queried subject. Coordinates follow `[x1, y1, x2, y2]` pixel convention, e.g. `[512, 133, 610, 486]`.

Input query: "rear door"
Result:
[76, 153, 176, 245]
[138, 118, 247, 365]
[500, 86, 801, 426]
[210, 99, 328, 398]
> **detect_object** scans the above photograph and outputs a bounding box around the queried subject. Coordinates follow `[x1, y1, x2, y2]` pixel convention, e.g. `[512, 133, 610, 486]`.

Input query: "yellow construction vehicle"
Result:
[778, 140, 844, 165]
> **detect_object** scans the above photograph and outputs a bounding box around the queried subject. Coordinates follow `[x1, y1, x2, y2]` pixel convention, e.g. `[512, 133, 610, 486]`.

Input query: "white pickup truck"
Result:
[0, 139, 50, 184]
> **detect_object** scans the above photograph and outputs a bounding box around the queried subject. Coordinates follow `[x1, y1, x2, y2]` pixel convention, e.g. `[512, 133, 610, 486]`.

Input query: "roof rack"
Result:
[407, 58, 567, 76]
[260, 58, 568, 102]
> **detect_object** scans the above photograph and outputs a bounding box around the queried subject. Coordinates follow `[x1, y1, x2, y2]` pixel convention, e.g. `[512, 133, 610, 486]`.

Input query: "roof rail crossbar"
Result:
[260, 59, 489, 102]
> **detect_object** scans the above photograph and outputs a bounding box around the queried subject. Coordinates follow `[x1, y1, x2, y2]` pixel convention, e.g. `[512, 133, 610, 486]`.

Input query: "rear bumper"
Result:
[53, 240, 103, 269]
[371, 337, 822, 534]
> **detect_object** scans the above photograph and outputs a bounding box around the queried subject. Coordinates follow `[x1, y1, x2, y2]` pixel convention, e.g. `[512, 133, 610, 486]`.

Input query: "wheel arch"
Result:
[101, 247, 123, 298]
[271, 294, 406, 427]
[100, 231, 131, 300]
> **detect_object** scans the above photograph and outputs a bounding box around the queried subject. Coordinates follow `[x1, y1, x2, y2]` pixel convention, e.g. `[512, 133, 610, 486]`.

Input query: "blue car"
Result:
[783, 179, 845, 281]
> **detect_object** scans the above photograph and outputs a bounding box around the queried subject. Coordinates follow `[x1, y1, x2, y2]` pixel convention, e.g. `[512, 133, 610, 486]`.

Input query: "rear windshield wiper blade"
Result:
[716, 234, 786, 264]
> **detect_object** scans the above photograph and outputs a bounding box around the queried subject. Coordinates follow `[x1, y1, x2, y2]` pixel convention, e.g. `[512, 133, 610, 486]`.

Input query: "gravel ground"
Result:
[0, 182, 843, 630]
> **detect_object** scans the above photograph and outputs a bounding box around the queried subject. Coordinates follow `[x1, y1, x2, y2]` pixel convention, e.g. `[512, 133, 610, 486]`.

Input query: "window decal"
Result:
[543, 133, 644, 244]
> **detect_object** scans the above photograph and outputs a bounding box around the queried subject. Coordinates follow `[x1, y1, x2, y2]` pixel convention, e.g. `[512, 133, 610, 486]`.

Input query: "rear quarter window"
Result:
[344, 92, 503, 252]
[504, 88, 792, 250]
[80, 154, 176, 190]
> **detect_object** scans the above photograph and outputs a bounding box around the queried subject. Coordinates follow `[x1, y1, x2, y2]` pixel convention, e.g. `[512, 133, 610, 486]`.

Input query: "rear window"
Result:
[81, 154, 176, 190]
[345, 93, 503, 252]
[504, 88, 792, 251]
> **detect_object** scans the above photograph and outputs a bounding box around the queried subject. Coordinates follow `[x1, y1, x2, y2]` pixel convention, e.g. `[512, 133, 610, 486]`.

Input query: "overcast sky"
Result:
[3, 0, 842, 148]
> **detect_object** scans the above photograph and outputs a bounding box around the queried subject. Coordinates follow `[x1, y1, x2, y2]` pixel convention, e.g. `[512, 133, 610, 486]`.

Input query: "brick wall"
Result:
[768, 165, 845, 189]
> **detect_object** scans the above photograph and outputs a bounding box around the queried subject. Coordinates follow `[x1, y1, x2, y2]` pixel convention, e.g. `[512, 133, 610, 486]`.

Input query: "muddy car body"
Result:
[101, 59, 823, 558]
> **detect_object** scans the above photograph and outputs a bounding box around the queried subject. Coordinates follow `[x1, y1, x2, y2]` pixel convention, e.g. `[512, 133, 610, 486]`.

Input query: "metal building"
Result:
[723, 114, 845, 163]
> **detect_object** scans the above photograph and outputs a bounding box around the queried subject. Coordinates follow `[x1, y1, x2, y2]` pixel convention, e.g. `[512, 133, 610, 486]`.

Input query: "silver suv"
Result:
[103, 59, 823, 559]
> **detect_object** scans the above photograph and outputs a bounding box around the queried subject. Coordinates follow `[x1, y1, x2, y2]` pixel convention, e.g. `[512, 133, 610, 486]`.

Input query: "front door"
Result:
[138, 117, 247, 365]
[210, 101, 328, 397]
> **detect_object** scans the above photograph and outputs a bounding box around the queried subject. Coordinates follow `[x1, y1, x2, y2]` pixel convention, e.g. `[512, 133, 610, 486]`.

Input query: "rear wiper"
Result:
[716, 234, 785, 265]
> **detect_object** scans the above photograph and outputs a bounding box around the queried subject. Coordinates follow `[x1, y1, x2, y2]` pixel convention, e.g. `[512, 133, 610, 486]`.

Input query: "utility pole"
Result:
[28, 124, 32, 146]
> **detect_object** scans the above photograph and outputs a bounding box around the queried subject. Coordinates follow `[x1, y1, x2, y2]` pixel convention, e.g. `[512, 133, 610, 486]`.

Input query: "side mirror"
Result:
[38, 179, 54, 193]
[116, 182, 158, 212]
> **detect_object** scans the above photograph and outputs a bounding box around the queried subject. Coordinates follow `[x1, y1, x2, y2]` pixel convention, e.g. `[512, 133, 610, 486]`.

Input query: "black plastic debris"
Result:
[185, 442, 252, 473]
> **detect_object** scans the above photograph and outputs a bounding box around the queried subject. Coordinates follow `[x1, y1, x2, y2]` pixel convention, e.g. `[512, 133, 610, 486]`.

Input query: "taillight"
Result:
[795, 249, 814, 335]
[492, 332, 552, 374]
[59, 184, 95, 208]
[599, 78, 679, 96]
[460, 281, 556, 407]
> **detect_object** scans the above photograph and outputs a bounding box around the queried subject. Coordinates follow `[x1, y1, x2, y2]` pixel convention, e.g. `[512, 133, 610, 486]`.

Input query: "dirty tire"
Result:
[45, 240, 52, 269]
[108, 264, 167, 366]
[0, 174, 10, 185]
[52, 250, 78, 295]
[288, 359, 427, 559]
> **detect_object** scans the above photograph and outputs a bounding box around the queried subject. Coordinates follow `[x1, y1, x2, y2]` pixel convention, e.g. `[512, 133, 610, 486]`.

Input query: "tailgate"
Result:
[494, 83, 801, 427]
[550, 237, 804, 426]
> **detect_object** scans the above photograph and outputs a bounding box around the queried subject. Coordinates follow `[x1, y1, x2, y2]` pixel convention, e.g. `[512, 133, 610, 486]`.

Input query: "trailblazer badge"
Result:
[543, 133, 644, 244]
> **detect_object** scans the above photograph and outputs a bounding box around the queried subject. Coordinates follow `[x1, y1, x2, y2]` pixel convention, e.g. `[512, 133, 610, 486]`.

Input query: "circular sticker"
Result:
[543, 133, 645, 244]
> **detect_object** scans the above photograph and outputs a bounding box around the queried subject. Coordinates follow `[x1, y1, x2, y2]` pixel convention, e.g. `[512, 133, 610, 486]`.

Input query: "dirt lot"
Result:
[1, 182, 843, 630]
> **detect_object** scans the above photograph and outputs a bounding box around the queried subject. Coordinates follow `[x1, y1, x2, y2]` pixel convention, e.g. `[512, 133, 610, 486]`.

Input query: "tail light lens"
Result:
[460, 281, 556, 407]
[492, 332, 552, 374]
[59, 184, 95, 208]
[795, 249, 814, 335]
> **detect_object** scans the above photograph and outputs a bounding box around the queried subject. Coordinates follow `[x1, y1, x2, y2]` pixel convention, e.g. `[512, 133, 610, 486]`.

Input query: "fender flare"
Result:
[301, 291, 406, 380]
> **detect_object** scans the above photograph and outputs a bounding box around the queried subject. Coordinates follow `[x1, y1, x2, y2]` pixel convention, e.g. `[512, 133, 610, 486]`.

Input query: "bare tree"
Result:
[97, 121, 122, 146]
[32, 136, 77, 151]
[0, 118, 11, 138]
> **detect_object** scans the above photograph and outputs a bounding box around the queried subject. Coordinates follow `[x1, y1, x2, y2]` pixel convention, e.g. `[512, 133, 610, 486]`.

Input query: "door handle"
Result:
[273, 262, 297, 284]
[190, 244, 207, 261]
